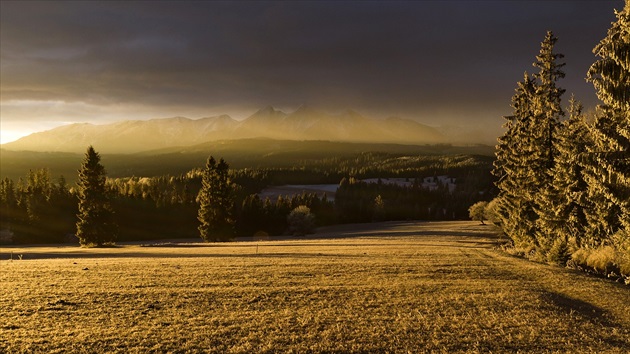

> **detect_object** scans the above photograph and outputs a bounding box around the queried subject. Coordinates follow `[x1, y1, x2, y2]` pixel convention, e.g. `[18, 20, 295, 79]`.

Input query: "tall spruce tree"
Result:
[494, 73, 539, 247]
[197, 156, 235, 242]
[530, 31, 566, 250]
[536, 96, 589, 252]
[582, 1, 630, 243]
[532, 31, 566, 171]
[0, 178, 18, 237]
[76, 146, 117, 246]
[494, 31, 566, 250]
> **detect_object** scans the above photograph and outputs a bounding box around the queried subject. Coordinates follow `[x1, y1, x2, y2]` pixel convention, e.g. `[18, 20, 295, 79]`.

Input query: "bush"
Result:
[547, 238, 571, 266]
[611, 230, 630, 276]
[569, 244, 629, 284]
[468, 201, 488, 225]
[485, 198, 501, 226]
[0, 229, 14, 245]
[287, 206, 315, 236]
[586, 246, 617, 274]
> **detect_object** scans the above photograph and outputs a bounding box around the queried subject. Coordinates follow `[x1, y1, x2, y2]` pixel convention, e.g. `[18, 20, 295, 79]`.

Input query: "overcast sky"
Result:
[0, 1, 623, 143]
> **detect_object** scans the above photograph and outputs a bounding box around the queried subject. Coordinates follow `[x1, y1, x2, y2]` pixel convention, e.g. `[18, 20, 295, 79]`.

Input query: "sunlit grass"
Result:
[1, 221, 628, 353]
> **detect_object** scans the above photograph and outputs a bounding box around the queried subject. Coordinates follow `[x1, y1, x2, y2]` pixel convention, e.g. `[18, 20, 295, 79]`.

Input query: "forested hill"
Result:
[0, 139, 494, 182]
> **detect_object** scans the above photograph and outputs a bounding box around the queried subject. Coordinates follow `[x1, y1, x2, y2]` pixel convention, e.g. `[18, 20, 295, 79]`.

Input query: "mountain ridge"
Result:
[2, 107, 447, 154]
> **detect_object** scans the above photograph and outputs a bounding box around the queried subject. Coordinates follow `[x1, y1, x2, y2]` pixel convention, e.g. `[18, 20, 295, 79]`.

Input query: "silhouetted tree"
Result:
[76, 146, 118, 246]
[373, 194, 385, 221]
[0, 178, 18, 241]
[287, 205, 315, 236]
[197, 157, 235, 241]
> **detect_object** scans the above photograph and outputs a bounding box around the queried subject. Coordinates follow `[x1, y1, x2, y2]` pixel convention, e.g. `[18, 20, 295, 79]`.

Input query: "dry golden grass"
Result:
[1, 221, 629, 353]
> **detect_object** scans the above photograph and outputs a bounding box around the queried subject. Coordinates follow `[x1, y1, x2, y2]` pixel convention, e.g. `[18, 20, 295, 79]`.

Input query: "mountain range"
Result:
[2, 106, 449, 154]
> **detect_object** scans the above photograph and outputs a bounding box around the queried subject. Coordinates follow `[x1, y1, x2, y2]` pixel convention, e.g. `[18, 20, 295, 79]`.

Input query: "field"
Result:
[1, 221, 629, 353]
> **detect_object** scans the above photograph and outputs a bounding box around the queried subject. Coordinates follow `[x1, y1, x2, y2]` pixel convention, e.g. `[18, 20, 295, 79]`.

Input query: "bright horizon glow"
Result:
[0, 120, 68, 144]
[3, 104, 473, 146]
[1, 130, 28, 144]
[1, 2, 616, 146]
[0, 99, 259, 145]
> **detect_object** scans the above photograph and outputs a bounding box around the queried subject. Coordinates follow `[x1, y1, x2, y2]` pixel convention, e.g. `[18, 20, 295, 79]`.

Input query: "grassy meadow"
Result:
[1, 221, 629, 353]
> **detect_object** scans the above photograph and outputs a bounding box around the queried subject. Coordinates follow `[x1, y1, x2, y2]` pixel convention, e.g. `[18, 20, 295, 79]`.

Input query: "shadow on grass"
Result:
[540, 291, 617, 328]
[0, 251, 371, 261]
[539, 291, 630, 349]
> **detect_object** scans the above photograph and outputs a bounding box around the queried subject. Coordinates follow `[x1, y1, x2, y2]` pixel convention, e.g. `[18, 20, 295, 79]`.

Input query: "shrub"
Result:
[611, 230, 630, 277]
[570, 248, 590, 267]
[0, 229, 14, 245]
[570, 244, 629, 284]
[547, 238, 571, 266]
[468, 201, 488, 225]
[287, 206, 315, 236]
[485, 198, 501, 226]
[586, 246, 617, 274]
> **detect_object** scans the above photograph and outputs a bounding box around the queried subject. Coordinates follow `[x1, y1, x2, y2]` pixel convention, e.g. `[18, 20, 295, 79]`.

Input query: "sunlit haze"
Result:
[0, 1, 622, 145]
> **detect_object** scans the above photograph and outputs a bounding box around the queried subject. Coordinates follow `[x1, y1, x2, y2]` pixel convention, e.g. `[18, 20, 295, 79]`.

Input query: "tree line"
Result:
[490, 3, 629, 281]
[0, 149, 493, 245]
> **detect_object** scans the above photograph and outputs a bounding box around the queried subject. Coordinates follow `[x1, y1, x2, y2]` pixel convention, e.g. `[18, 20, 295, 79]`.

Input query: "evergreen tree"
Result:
[238, 194, 265, 236]
[536, 96, 589, 251]
[49, 175, 78, 242]
[494, 73, 539, 247]
[582, 1, 630, 243]
[494, 32, 566, 250]
[24, 169, 52, 231]
[530, 31, 566, 250]
[532, 31, 566, 172]
[0, 178, 18, 235]
[373, 194, 385, 221]
[76, 146, 118, 246]
[197, 156, 235, 241]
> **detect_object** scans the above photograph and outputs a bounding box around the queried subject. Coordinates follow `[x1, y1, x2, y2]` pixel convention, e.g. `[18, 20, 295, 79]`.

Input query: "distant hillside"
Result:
[0, 139, 494, 182]
[2, 106, 446, 154]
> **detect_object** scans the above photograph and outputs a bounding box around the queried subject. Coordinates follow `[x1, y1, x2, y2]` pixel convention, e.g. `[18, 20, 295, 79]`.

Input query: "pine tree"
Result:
[530, 31, 566, 250]
[0, 178, 18, 234]
[494, 31, 566, 250]
[373, 194, 386, 222]
[494, 73, 539, 247]
[76, 146, 118, 246]
[536, 96, 589, 251]
[24, 169, 52, 230]
[583, 1, 630, 242]
[49, 175, 77, 242]
[197, 156, 235, 242]
[532, 31, 566, 172]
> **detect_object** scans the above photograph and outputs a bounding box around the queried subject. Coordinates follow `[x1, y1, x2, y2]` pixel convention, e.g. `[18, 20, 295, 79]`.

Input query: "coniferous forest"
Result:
[0, 153, 494, 244]
[491, 4, 629, 281]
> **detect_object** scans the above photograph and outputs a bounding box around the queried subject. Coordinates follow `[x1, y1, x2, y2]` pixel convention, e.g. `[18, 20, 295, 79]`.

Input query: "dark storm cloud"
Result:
[0, 1, 623, 129]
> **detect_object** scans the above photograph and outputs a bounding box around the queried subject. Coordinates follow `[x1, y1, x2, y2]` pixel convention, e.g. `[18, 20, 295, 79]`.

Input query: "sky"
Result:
[0, 1, 624, 144]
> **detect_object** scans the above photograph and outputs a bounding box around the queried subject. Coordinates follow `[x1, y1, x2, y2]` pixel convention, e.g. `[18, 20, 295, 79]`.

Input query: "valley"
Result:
[0, 139, 494, 182]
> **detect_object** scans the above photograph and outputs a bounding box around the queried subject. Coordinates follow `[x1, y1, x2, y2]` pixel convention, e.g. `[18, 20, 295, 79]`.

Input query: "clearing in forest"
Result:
[1, 221, 628, 353]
